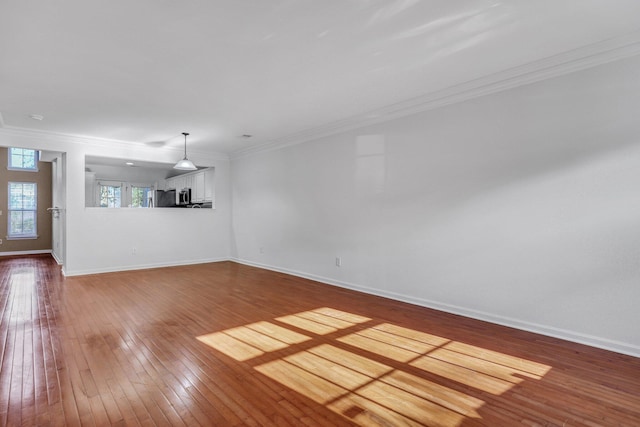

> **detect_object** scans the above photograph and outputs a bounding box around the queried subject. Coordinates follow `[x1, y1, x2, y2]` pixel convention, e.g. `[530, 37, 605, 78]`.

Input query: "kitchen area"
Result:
[84, 156, 215, 209]
[154, 168, 214, 208]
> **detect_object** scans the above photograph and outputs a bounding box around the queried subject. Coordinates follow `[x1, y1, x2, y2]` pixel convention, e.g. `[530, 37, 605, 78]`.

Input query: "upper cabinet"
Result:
[203, 168, 214, 202]
[164, 167, 214, 204]
[193, 171, 206, 202]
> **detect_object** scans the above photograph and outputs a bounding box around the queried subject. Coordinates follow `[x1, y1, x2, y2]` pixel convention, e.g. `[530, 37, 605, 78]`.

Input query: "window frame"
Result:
[131, 185, 153, 208]
[8, 147, 39, 172]
[92, 181, 155, 208]
[7, 181, 38, 239]
[97, 181, 123, 208]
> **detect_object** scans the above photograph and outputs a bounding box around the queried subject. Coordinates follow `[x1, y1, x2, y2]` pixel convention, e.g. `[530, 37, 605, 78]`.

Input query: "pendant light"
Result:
[174, 132, 197, 170]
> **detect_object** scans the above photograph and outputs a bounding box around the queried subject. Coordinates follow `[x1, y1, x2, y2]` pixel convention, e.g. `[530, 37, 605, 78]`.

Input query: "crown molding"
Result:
[231, 29, 640, 160]
[0, 125, 230, 162]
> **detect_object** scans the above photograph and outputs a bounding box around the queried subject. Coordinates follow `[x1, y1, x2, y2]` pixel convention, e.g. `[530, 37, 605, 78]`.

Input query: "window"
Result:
[131, 186, 152, 208]
[94, 182, 153, 208]
[99, 184, 122, 208]
[8, 182, 37, 238]
[8, 147, 38, 171]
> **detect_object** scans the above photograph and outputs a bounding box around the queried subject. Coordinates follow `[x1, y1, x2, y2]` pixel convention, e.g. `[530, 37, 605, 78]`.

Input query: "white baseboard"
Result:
[230, 257, 640, 359]
[63, 257, 230, 277]
[51, 251, 63, 265]
[0, 249, 52, 257]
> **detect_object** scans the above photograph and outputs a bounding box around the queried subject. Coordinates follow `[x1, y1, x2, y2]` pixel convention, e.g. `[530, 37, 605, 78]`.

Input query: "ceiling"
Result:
[2, 1, 640, 156]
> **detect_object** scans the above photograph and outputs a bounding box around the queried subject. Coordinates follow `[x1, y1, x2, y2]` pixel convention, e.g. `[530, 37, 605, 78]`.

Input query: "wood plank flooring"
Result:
[1, 255, 639, 426]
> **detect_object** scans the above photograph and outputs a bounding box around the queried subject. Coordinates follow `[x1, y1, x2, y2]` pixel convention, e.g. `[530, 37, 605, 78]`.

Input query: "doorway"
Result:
[51, 154, 66, 266]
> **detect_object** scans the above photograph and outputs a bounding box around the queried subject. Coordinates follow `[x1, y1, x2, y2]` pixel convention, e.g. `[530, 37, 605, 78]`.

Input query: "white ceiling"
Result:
[2, 1, 640, 155]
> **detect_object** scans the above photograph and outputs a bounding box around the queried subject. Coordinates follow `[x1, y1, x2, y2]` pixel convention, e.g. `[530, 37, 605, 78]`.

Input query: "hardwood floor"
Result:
[1, 256, 639, 426]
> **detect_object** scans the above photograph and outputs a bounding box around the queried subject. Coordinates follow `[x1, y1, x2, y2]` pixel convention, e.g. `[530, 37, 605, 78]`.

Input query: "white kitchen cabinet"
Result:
[160, 167, 214, 204]
[184, 174, 194, 191]
[174, 175, 187, 191]
[204, 168, 214, 203]
[193, 171, 206, 202]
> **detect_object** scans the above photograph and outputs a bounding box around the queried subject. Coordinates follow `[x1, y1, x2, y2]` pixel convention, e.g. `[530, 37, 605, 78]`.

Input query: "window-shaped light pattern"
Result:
[197, 307, 552, 426]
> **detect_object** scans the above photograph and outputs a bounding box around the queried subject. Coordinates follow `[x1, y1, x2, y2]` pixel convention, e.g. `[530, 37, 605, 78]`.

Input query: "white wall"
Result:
[0, 131, 231, 275]
[68, 147, 231, 275]
[230, 54, 640, 357]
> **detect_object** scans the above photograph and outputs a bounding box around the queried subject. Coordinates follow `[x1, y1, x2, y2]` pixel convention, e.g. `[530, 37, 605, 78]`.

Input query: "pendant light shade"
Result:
[174, 132, 197, 170]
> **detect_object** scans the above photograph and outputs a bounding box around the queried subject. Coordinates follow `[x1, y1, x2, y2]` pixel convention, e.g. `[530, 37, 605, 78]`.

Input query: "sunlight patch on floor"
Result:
[256, 344, 483, 426]
[8, 267, 37, 324]
[197, 307, 551, 426]
[276, 307, 371, 335]
[340, 323, 550, 395]
[196, 321, 310, 361]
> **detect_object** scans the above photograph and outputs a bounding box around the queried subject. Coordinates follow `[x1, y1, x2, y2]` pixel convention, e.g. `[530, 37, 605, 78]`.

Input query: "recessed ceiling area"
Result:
[84, 155, 175, 171]
[1, 1, 640, 155]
